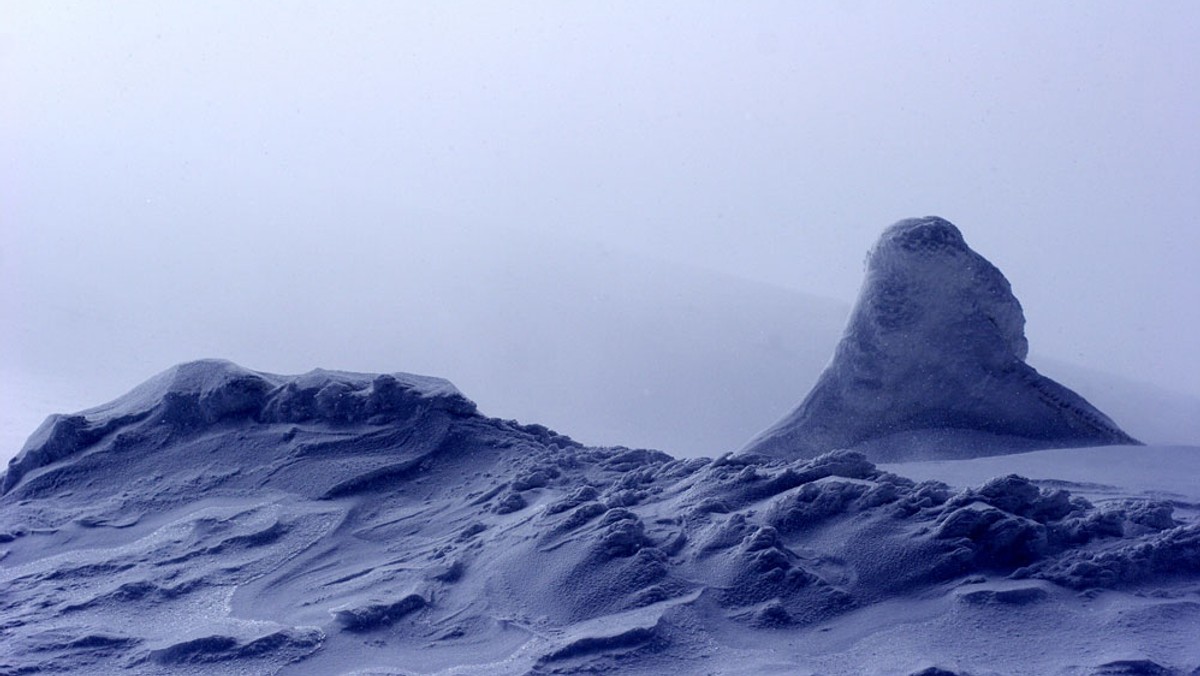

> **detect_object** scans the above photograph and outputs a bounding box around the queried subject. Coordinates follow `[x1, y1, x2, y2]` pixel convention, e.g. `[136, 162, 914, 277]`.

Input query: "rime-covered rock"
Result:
[742, 216, 1138, 460]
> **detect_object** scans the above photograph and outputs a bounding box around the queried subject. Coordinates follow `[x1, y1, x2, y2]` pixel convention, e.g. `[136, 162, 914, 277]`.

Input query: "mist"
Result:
[3, 2, 1199, 462]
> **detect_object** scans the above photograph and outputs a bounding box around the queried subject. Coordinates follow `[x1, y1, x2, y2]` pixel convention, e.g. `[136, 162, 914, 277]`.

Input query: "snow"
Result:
[2, 360, 1198, 675]
[886, 444, 1200, 519]
[743, 217, 1138, 460]
[2, 359, 473, 495]
[2, 218, 1196, 674]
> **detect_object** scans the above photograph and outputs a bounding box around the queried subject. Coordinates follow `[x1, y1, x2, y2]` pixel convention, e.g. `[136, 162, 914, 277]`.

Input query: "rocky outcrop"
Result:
[742, 216, 1138, 460]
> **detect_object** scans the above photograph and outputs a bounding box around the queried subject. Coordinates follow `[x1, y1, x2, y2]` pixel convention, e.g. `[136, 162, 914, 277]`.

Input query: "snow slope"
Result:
[1028, 357, 1200, 447]
[3, 360, 1198, 675]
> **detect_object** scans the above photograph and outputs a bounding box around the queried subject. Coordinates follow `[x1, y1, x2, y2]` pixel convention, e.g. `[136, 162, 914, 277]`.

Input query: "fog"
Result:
[3, 3, 1198, 461]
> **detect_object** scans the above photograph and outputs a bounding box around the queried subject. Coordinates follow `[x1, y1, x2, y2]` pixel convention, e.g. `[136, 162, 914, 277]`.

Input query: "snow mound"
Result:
[2, 361, 1197, 674]
[742, 216, 1138, 460]
[2, 359, 475, 494]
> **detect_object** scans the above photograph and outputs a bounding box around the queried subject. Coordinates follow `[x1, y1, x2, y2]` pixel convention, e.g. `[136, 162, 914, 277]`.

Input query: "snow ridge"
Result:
[2, 359, 474, 494]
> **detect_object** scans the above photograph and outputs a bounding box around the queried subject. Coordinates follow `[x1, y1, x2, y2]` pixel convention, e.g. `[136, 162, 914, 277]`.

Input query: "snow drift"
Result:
[2, 359, 1197, 674]
[742, 216, 1138, 461]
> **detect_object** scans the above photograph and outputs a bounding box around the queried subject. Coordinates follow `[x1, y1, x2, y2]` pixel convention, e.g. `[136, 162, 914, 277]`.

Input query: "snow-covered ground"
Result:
[887, 445, 1200, 519]
[2, 361, 1198, 675]
[4, 219, 1197, 674]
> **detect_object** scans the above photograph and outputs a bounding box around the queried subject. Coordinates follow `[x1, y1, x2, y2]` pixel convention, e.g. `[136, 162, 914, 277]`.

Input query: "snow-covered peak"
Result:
[742, 216, 1137, 460]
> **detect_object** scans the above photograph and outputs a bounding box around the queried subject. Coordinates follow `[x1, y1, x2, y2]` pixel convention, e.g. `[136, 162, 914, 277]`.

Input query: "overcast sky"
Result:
[3, 2, 1199, 459]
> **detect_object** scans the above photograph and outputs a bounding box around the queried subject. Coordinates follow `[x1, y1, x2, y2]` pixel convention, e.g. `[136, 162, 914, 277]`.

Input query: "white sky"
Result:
[3, 2, 1199, 457]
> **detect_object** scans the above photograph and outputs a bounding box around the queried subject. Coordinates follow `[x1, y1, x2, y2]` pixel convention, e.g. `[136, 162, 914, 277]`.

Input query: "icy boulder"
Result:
[742, 216, 1138, 460]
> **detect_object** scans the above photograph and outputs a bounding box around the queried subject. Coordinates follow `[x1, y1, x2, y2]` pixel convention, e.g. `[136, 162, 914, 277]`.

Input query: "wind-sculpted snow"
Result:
[2, 359, 475, 495]
[2, 360, 1197, 674]
[743, 216, 1139, 460]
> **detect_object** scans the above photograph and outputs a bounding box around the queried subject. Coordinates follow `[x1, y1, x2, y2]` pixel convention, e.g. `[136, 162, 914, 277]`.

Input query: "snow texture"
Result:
[2, 359, 1197, 675]
[742, 216, 1139, 461]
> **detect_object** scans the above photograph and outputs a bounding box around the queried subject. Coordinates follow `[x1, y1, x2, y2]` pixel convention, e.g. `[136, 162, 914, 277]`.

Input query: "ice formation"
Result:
[2, 359, 1195, 674]
[742, 216, 1139, 461]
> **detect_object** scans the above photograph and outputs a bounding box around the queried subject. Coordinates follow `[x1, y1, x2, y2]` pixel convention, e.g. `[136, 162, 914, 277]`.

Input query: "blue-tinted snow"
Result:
[1, 359, 1197, 674]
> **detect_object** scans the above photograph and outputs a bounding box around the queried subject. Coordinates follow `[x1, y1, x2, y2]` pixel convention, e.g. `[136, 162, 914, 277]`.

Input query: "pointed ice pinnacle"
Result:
[742, 216, 1139, 461]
